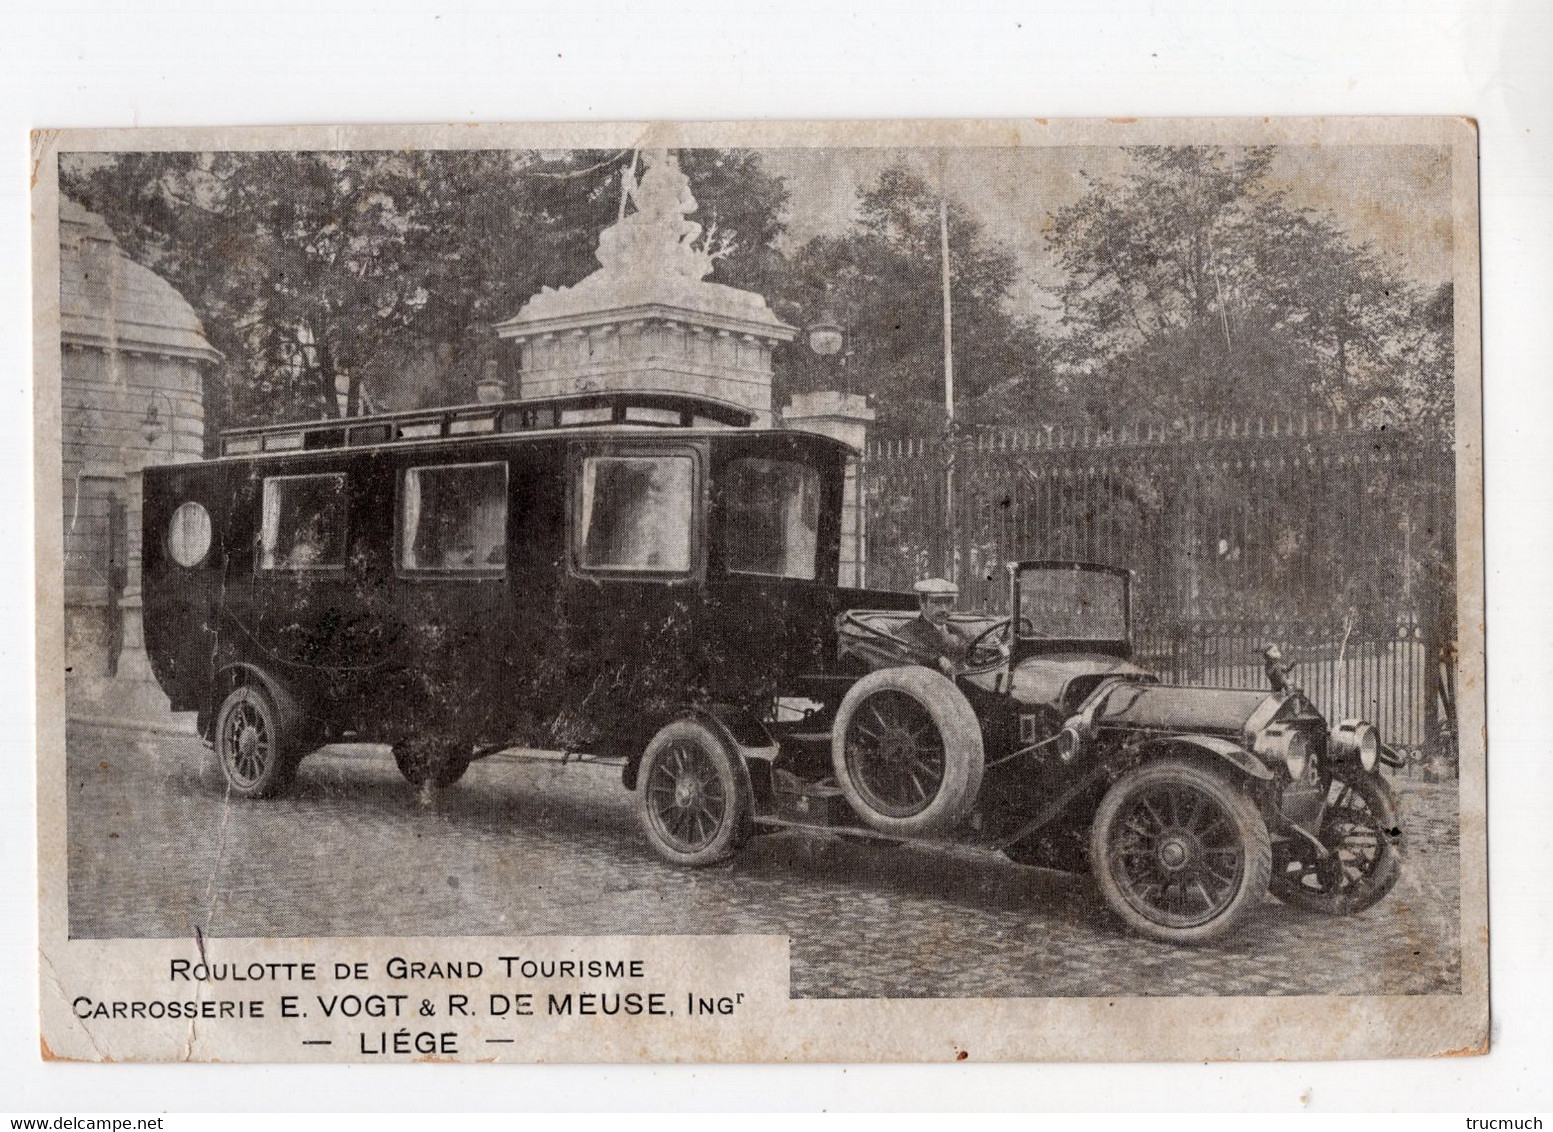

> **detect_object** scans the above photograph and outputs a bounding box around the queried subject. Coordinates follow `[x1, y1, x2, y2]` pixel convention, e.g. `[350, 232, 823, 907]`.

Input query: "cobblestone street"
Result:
[67, 722, 1461, 999]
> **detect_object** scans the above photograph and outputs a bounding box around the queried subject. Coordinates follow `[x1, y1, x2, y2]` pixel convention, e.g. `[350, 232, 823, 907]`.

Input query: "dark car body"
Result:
[820, 560, 1401, 940]
[827, 565, 1316, 848]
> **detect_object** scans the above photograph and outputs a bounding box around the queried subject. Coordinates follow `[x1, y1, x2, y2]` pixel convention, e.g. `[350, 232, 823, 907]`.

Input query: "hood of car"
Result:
[1009, 653, 1154, 708]
[1090, 682, 1277, 736]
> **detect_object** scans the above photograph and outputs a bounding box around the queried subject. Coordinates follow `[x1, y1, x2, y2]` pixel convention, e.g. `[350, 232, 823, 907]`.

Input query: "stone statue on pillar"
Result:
[497, 147, 795, 426]
[595, 149, 732, 285]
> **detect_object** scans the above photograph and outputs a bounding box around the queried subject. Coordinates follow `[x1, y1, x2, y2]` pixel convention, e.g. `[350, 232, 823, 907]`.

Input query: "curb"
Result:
[67, 714, 200, 739]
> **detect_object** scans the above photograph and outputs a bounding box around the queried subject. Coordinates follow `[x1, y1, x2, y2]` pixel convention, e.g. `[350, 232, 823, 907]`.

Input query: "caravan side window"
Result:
[400, 461, 508, 574]
[722, 458, 820, 580]
[259, 473, 349, 571]
[574, 454, 695, 575]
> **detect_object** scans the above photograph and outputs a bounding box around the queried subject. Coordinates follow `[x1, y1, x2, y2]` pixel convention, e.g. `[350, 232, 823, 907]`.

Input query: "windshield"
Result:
[1017, 565, 1129, 641]
[722, 457, 820, 580]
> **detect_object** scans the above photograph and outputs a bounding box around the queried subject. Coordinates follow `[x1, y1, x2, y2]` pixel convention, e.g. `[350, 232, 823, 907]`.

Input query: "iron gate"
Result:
[859, 414, 1456, 763]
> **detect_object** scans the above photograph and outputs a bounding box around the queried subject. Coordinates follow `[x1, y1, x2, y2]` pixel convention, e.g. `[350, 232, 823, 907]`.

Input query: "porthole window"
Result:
[168, 502, 212, 568]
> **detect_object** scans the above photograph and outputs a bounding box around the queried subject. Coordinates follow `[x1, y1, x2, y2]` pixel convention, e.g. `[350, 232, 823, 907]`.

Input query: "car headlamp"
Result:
[1055, 725, 1083, 763]
[1254, 723, 1311, 781]
[1331, 719, 1381, 772]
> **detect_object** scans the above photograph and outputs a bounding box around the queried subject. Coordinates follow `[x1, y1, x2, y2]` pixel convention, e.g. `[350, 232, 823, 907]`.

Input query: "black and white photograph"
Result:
[33, 118, 1485, 1062]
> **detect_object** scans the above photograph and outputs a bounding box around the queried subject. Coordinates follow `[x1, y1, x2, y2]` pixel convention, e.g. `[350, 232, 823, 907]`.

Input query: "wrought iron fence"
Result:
[859, 413, 1457, 763]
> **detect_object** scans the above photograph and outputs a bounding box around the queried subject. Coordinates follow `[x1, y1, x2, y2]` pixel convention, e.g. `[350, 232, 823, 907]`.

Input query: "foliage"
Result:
[62, 145, 1452, 444]
[1047, 147, 1452, 435]
[61, 148, 792, 442]
[774, 164, 1060, 434]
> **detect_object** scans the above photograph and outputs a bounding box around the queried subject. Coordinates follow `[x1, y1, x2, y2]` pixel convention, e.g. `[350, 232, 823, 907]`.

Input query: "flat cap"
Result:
[913, 577, 959, 598]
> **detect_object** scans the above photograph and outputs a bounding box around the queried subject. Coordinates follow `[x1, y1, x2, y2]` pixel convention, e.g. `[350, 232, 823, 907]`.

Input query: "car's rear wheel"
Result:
[1270, 769, 1403, 915]
[831, 666, 983, 837]
[1090, 760, 1272, 945]
[638, 719, 751, 867]
[392, 739, 472, 790]
[215, 684, 298, 799]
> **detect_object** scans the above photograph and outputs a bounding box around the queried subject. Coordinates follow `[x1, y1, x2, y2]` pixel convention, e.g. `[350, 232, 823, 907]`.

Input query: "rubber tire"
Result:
[1089, 760, 1273, 945]
[1270, 770, 1403, 915]
[831, 666, 984, 837]
[392, 741, 472, 790]
[214, 684, 298, 799]
[637, 719, 752, 867]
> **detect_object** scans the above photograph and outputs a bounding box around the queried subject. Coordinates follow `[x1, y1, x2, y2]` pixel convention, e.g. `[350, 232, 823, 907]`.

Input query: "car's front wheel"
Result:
[1270, 769, 1403, 915]
[1090, 760, 1272, 945]
[637, 719, 751, 867]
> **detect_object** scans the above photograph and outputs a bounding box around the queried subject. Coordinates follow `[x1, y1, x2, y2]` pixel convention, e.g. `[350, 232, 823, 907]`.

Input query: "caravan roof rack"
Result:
[218, 391, 755, 457]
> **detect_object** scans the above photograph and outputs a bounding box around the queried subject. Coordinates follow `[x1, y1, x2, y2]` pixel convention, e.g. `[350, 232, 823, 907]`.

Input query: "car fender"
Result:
[621, 706, 772, 801]
[1131, 733, 1275, 782]
[207, 662, 309, 745]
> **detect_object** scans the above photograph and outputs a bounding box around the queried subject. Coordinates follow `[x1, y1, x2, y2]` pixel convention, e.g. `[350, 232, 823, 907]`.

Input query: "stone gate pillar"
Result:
[494, 149, 795, 424]
[780, 391, 875, 588]
[60, 199, 219, 726]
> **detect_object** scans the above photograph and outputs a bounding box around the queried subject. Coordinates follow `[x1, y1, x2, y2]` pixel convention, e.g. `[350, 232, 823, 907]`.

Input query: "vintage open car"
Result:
[144, 393, 1401, 946]
[713, 560, 1406, 945]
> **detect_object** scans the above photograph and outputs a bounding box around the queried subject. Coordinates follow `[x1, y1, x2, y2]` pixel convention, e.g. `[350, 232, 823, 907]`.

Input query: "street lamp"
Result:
[140, 392, 176, 451]
[806, 314, 844, 359]
[805, 310, 850, 396]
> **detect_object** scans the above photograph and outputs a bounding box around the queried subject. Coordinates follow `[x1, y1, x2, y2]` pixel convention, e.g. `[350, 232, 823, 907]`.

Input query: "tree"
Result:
[61, 147, 793, 439]
[774, 164, 1059, 435]
[65, 150, 516, 429]
[1047, 147, 1450, 433]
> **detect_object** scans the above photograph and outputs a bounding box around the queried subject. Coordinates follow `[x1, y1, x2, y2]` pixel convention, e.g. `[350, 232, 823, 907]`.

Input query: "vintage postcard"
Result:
[32, 117, 1485, 1063]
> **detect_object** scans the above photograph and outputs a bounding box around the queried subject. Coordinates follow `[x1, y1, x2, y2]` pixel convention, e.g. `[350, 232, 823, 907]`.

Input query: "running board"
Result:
[753, 815, 933, 847]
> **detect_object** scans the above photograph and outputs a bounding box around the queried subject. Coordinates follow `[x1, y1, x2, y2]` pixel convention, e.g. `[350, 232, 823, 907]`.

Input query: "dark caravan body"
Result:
[142, 392, 902, 768]
[143, 391, 1402, 945]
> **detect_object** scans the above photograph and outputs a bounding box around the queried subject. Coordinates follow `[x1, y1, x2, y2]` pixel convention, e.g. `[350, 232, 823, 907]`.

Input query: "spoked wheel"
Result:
[638, 719, 750, 867]
[844, 690, 948, 819]
[1271, 770, 1403, 915]
[392, 740, 472, 791]
[831, 666, 983, 837]
[215, 684, 297, 799]
[1091, 760, 1271, 944]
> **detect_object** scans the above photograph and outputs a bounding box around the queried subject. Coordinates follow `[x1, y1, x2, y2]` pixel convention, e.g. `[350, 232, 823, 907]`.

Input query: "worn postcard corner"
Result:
[33, 116, 1485, 1064]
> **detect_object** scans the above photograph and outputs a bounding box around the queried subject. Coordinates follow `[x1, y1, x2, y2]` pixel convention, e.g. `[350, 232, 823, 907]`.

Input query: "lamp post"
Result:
[937, 150, 958, 584]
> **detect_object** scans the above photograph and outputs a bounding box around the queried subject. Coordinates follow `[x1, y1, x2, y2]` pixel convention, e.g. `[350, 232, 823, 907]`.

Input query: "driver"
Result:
[898, 577, 974, 675]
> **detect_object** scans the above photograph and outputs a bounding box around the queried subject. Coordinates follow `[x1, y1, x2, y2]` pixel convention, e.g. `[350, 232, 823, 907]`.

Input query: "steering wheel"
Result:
[966, 615, 1035, 649]
[959, 618, 1016, 673]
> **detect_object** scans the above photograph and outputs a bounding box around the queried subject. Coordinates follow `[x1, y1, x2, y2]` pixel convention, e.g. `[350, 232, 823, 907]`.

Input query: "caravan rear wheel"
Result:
[638, 719, 751, 867]
[214, 685, 298, 799]
[392, 740, 472, 790]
